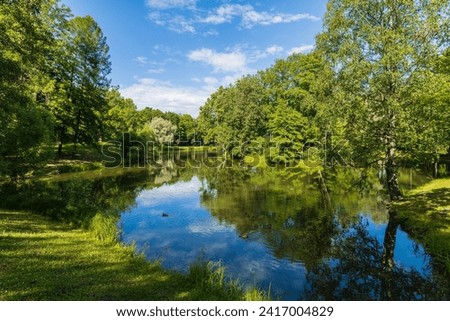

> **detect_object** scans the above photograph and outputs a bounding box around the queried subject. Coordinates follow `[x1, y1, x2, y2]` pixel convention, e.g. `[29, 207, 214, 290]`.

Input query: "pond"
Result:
[1, 154, 448, 300]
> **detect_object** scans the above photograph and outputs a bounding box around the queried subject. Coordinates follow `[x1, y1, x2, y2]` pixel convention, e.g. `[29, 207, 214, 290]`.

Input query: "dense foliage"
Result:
[0, 1, 196, 178]
[1, 0, 449, 194]
[197, 0, 450, 199]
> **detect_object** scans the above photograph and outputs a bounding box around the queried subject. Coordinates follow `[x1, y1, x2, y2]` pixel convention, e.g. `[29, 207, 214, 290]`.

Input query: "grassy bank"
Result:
[394, 178, 450, 273]
[33, 144, 216, 178]
[30, 144, 106, 177]
[0, 210, 266, 301]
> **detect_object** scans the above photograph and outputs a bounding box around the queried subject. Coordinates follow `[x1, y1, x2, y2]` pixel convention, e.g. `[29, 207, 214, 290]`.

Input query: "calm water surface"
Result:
[117, 166, 444, 300]
[2, 156, 448, 300]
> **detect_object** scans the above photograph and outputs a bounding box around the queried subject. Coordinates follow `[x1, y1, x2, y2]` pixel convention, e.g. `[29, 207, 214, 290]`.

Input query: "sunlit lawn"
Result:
[0, 210, 264, 301]
[395, 178, 450, 273]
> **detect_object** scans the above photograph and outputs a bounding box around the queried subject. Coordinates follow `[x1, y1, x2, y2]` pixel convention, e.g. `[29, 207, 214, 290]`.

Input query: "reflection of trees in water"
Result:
[2, 162, 446, 300]
[198, 166, 448, 300]
[198, 167, 337, 267]
[198, 167, 391, 268]
[0, 163, 195, 227]
[302, 214, 449, 301]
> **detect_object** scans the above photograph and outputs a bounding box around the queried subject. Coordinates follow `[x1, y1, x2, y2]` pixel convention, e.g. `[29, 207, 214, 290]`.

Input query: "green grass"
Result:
[394, 178, 450, 273]
[0, 210, 268, 301]
[30, 143, 107, 177]
[34, 144, 216, 177]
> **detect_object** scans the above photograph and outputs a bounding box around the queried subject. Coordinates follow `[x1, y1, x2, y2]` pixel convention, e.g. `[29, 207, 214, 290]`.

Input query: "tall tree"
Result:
[317, 0, 450, 200]
[55, 15, 111, 154]
[197, 76, 266, 157]
[259, 53, 324, 163]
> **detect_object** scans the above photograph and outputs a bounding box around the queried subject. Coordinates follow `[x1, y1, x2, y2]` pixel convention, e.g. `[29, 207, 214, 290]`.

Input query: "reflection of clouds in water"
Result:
[137, 177, 201, 207]
[188, 220, 232, 235]
[206, 241, 229, 252]
[232, 253, 307, 295]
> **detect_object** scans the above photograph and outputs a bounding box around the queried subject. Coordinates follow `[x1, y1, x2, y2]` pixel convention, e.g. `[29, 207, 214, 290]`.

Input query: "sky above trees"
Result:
[61, 0, 326, 115]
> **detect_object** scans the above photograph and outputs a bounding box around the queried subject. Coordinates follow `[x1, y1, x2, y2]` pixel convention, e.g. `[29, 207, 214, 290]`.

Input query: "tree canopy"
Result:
[1, 0, 449, 187]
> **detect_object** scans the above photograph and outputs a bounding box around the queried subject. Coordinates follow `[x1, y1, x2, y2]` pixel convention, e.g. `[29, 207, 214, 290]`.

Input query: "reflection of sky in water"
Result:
[364, 215, 429, 274]
[119, 176, 430, 300]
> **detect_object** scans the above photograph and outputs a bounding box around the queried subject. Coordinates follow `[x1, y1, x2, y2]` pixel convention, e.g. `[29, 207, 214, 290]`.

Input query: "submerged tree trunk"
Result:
[381, 211, 400, 300]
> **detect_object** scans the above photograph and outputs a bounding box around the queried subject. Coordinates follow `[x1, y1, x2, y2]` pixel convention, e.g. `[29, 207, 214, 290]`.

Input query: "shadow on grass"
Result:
[0, 211, 260, 301]
[394, 183, 450, 274]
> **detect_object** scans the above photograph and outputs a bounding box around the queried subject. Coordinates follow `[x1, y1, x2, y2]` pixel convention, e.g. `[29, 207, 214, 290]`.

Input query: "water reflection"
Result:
[0, 160, 448, 300]
[303, 214, 449, 300]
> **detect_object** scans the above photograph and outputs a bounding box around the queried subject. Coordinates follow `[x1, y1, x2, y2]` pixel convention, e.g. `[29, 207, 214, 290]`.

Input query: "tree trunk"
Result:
[57, 141, 63, 157]
[72, 109, 81, 156]
[385, 108, 402, 201]
[385, 148, 402, 200]
[57, 128, 64, 157]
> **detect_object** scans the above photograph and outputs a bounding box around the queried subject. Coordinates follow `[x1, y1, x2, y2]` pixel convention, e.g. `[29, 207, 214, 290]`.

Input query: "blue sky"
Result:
[62, 0, 327, 116]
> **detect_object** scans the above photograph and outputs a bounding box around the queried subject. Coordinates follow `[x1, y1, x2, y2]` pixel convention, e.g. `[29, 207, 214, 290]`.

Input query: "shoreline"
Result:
[394, 178, 450, 274]
[0, 210, 266, 301]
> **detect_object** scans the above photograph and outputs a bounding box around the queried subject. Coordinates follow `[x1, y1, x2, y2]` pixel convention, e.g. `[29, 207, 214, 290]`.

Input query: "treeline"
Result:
[0, 0, 195, 178]
[103, 90, 197, 146]
[2, 0, 450, 200]
[197, 0, 450, 200]
[197, 53, 328, 164]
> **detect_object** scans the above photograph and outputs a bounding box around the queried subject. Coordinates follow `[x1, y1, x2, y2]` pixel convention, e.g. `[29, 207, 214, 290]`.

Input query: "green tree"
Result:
[51, 15, 111, 155]
[317, 0, 450, 200]
[267, 99, 308, 163]
[163, 111, 180, 129]
[103, 89, 138, 141]
[177, 114, 197, 145]
[149, 117, 177, 145]
[136, 107, 164, 129]
[259, 53, 325, 163]
[0, 0, 64, 177]
[197, 76, 266, 157]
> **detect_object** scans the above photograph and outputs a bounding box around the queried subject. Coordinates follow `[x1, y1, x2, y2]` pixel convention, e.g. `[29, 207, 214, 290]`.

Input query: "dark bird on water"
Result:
[162, 213, 169, 217]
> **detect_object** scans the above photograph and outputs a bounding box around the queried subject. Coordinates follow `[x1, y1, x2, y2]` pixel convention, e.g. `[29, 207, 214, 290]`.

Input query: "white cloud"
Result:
[149, 12, 196, 33]
[148, 68, 165, 74]
[201, 4, 320, 29]
[188, 48, 247, 73]
[250, 45, 284, 61]
[266, 45, 284, 55]
[220, 74, 242, 86]
[288, 44, 315, 55]
[134, 56, 148, 65]
[203, 76, 219, 87]
[147, 3, 319, 33]
[203, 29, 219, 37]
[146, 0, 196, 9]
[200, 4, 252, 24]
[120, 78, 210, 116]
[242, 12, 320, 28]
[188, 220, 231, 235]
